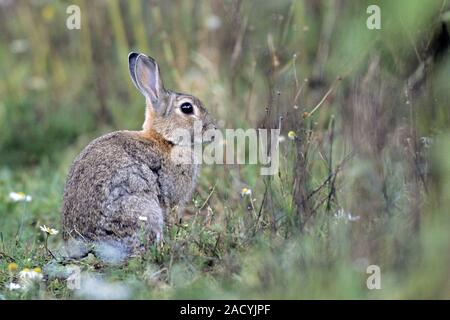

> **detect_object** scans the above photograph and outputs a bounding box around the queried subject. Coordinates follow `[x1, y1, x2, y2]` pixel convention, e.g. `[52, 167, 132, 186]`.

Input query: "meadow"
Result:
[0, 0, 450, 299]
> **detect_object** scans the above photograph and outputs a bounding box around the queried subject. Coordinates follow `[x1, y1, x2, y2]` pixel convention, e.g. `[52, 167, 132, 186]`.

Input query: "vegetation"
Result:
[0, 0, 449, 299]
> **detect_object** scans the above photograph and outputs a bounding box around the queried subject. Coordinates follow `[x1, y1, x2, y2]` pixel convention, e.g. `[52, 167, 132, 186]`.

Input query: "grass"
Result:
[1, 0, 450, 299]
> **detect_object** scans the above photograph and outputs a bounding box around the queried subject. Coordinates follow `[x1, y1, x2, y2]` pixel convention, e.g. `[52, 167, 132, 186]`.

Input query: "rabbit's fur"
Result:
[61, 52, 216, 255]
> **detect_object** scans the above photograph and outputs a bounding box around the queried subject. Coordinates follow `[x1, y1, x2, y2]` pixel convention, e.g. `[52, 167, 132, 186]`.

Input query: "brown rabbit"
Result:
[61, 52, 216, 255]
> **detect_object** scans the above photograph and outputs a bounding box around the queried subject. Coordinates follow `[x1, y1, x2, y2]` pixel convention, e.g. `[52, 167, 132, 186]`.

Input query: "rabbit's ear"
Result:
[128, 52, 166, 107]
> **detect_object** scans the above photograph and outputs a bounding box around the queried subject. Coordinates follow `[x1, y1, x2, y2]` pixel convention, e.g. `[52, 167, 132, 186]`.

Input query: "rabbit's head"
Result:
[128, 52, 217, 145]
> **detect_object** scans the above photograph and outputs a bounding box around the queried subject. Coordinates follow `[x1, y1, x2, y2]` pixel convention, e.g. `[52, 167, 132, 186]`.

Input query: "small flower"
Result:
[288, 131, 297, 140]
[33, 267, 42, 273]
[206, 15, 222, 31]
[40, 225, 59, 235]
[9, 192, 32, 202]
[9, 39, 29, 54]
[41, 4, 55, 22]
[138, 216, 148, 222]
[347, 214, 361, 222]
[7, 262, 18, 273]
[6, 282, 21, 291]
[334, 209, 360, 222]
[241, 187, 252, 197]
[19, 268, 43, 281]
[27, 76, 46, 91]
[18, 268, 43, 288]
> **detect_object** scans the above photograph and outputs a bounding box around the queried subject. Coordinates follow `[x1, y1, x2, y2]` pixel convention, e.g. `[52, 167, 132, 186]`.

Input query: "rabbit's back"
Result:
[61, 130, 197, 249]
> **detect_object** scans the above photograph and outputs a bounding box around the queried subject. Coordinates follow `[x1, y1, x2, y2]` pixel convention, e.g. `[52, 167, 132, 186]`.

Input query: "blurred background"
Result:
[0, 0, 450, 299]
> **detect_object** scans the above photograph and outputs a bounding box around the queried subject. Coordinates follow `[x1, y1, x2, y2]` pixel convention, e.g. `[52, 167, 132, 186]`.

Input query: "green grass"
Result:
[0, 138, 449, 299]
[1, 0, 450, 299]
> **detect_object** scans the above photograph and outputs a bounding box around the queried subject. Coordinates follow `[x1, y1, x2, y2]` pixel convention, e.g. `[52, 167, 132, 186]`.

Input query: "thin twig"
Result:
[293, 79, 307, 104]
[306, 151, 354, 201]
[305, 77, 341, 118]
[326, 116, 336, 211]
[199, 183, 217, 211]
[252, 183, 269, 236]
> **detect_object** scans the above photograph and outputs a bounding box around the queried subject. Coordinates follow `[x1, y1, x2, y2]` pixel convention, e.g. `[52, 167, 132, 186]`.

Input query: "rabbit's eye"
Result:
[180, 102, 194, 114]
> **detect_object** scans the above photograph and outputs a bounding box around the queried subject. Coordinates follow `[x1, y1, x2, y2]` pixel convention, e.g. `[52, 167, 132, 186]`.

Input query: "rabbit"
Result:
[61, 52, 217, 256]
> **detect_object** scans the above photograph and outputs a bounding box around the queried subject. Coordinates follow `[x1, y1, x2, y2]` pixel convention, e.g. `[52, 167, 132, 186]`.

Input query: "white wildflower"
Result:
[241, 187, 252, 197]
[334, 208, 360, 222]
[206, 15, 221, 31]
[288, 131, 297, 140]
[5, 282, 21, 291]
[347, 213, 361, 222]
[9, 39, 29, 54]
[27, 76, 46, 90]
[19, 268, 43, 280]
[9, 192, 32, 202]
[18, 268, 43, 289]
[40, 225, 59, 235]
